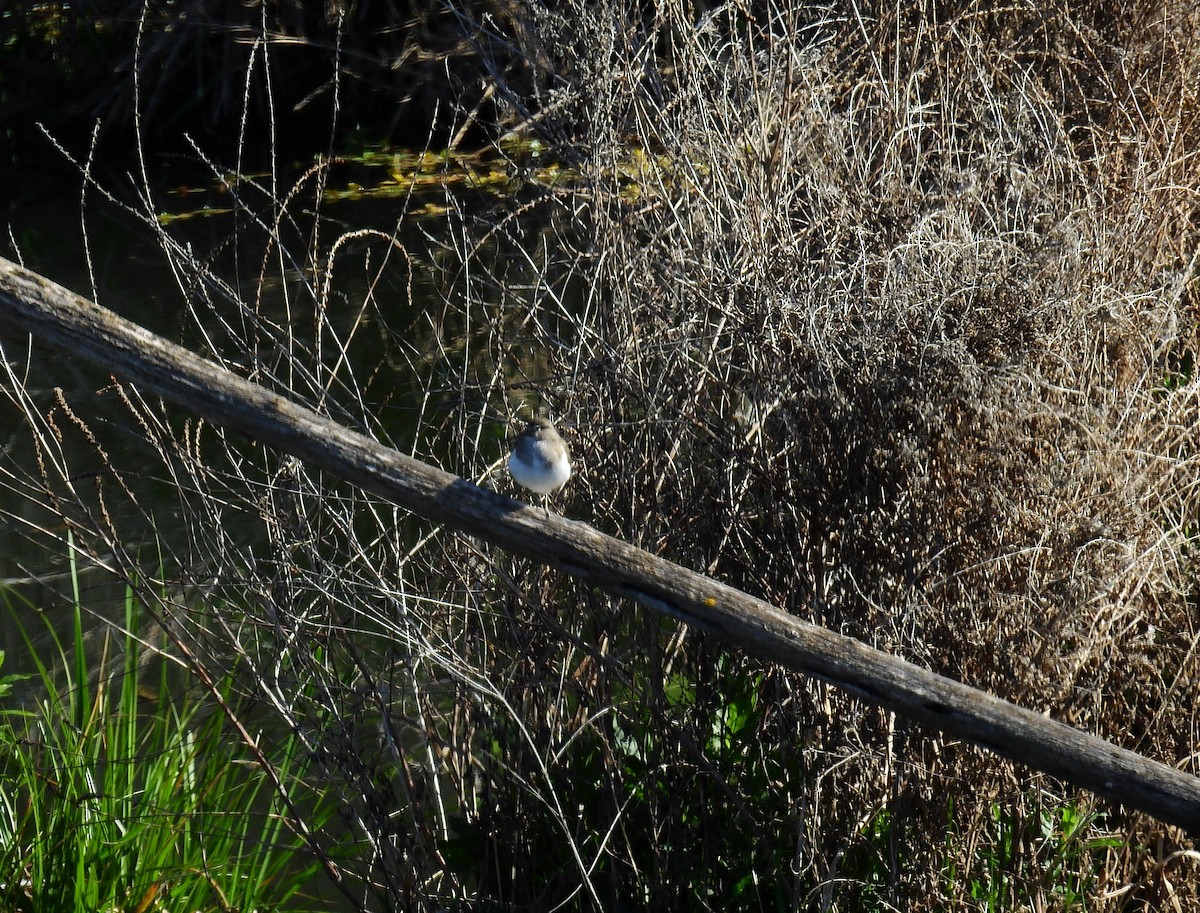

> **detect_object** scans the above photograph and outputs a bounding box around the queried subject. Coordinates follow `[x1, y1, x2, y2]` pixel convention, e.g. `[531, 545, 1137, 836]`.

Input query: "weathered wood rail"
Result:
[1, 254, 1198, 834]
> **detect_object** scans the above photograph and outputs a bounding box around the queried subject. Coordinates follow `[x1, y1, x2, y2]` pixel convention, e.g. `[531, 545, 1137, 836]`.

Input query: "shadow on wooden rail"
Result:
[1, 254, 1197, 835]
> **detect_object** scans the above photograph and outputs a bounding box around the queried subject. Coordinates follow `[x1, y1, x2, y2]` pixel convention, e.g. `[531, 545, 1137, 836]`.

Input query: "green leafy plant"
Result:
[943, 796, 1119, 912]
[0, 554, 332, 912]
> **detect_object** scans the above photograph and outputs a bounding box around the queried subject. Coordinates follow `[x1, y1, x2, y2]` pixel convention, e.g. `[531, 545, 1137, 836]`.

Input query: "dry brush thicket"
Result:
[2, 0, 1199, 910]
[517, 0, 1200, 907]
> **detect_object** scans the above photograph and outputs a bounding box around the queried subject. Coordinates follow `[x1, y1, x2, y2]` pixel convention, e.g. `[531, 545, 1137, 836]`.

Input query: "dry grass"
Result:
[467, 0, 1200, 907]
[2, 0, 1199, 910]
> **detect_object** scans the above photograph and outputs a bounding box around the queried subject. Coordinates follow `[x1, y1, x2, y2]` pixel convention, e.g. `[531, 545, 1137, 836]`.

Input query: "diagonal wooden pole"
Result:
[1, 255, 1198, 834]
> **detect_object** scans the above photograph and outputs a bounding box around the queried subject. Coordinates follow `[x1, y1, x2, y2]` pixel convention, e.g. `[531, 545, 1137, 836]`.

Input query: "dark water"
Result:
[0, 181, 454, 662]
[0, 181, 450, 912]
[2, 192, 185, 647]
[1, 159, 588, 909]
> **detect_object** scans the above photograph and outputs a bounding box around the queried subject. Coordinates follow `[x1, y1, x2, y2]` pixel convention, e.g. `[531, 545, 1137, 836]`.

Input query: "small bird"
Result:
[508, 417, 572, 497]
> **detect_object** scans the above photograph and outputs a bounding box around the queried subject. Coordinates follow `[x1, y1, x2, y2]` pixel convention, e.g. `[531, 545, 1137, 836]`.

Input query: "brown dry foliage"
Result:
[494, 0, 1200, 908]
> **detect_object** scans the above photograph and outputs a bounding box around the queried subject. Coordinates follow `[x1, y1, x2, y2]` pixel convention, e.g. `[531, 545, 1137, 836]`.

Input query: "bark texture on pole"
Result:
[1, 255, 1198, 834]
